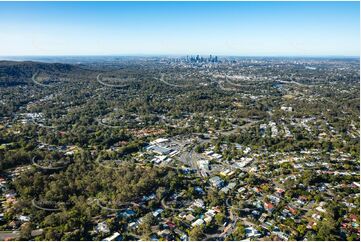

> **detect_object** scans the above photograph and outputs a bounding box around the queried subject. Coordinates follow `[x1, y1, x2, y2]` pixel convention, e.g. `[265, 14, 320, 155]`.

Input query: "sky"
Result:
[0, 1, 359, 56]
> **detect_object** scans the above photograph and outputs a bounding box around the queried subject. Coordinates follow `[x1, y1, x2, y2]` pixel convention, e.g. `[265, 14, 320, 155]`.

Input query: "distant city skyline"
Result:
[0, 1, 359, 56]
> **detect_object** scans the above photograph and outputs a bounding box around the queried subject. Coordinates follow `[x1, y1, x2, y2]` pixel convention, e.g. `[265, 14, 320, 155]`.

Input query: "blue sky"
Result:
[0, 1, 359, 56]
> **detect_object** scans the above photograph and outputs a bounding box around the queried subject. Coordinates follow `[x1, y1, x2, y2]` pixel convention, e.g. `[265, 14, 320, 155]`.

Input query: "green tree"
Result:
[215, 212, 226, 226]
[189, 225, 204, 241]
[20, 222, 32, 240]
[232, 222, 246, 240]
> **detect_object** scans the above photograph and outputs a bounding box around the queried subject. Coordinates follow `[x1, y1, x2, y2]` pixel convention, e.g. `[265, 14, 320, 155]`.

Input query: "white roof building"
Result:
[191, 218, 204, 227]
